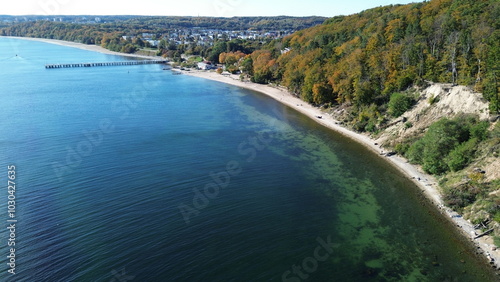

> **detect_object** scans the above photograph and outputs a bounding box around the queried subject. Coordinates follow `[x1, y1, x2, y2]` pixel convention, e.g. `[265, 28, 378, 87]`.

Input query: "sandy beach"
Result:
[176, 69, 500, 269]
[6, 36, 500, 269]
[172, 71, 437, 197]
[2, 36, 164, 60]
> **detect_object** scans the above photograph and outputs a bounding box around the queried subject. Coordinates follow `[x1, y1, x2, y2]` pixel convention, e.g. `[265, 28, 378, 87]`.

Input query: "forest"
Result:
[0, 15, 327, 31]
[218, 0, 499, 223]
[2, 2, 497, 114]
[236, 0, 498, 116]
[5, 0, 497, 116]
[0, 15, 325, 56]
[2, 1, 497, 130]
[0, 15, 326, 42]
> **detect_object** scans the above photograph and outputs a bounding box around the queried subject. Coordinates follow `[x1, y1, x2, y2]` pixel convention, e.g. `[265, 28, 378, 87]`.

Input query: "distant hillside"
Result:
[0, 15, 326, 34]
[121, 16, 327, 31]
[245, 0, 498, 115]
[0, 15, 326, 56]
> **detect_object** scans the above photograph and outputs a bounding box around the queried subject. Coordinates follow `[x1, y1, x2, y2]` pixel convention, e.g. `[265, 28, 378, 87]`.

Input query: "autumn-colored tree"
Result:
[121, 44, 137, 54]
[250, 50, 276, 84]
[219, 51, 246, 66]
[244, 0, 498, 123]
[219, 51, 246, 74]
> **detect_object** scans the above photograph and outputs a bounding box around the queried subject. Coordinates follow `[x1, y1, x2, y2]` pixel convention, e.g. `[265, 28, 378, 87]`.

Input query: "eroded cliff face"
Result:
[377, 83, 498, 182]
[379, 83, 490, 144]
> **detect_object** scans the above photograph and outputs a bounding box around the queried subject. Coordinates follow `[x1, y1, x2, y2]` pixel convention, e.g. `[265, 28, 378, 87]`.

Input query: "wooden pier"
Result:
[45, 60, 167, 69]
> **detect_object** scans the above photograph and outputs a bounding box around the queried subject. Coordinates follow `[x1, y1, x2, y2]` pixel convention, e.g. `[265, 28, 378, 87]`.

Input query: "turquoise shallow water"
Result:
[0, 37, 497, 281]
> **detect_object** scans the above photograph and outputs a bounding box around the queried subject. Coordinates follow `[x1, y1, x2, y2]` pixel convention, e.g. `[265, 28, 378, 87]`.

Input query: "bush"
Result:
[406, 139, 425, 163]
[446, 138, 478, 172]
[423, 144, 451, 174]
[120, 44, 137, 54]
[396, 74, 414, 91]
[388, 92, 414, 117]
[470, 121, 489, 141]
[395, 143, 410, 155]
[443, 183, 482, 211]
[428, 95, 439, 105]
[251, 72, 268, 84]
[352, 104, 380, 132]
[421, 120, 464, 174]
[365, 120, 377, 133]
[406, 116, 486, 174]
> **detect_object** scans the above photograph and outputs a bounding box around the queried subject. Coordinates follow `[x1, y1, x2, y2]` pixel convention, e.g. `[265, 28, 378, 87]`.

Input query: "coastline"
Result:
[1, 36, 163, 60]
[5, 36, 499, 270]
[177, 71, 442, 199]
[176, 69, 500, 270]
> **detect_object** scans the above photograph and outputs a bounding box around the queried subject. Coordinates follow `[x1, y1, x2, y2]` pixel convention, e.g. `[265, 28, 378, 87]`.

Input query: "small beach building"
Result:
[197, 61, 214, 70]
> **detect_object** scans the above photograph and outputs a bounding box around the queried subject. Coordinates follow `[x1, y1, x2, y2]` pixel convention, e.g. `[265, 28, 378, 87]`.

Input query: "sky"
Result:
[3, 0, 423, 17]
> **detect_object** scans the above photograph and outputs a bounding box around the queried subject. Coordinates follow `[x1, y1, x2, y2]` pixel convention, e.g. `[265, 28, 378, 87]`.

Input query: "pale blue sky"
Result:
[5, 0, 423, 17]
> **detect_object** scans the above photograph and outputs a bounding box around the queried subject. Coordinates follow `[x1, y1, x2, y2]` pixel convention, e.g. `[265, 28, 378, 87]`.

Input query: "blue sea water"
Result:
[0, 37, 497, 281]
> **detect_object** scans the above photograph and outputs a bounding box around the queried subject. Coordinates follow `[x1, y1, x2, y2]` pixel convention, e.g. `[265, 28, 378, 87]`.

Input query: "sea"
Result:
[0, 37, 497, 281]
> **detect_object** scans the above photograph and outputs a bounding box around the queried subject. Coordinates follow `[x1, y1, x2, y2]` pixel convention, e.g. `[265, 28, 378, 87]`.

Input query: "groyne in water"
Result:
[45, 60, 167, 69]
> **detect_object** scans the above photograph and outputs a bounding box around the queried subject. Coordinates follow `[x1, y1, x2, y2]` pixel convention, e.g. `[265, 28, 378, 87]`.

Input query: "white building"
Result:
[197, 61, 214, 70]
[147, 40, 159, 47]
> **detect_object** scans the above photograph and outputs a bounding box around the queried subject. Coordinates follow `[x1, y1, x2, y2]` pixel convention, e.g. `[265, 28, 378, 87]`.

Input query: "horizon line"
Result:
[0, 14, 330, 18]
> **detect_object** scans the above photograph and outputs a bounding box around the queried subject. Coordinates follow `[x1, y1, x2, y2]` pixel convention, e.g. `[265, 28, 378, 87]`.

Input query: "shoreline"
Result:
[176, 69, 500, 270]
[1, 36, 163, 60]
[5, 36, 499, 270]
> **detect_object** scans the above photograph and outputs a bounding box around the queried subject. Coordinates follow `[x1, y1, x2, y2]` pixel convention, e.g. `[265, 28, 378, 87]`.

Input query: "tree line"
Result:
[214, 1, 500, 220]
[230, 0, 498, 121]
[2, 0, 498, 117]
[0, 16, 325, 56]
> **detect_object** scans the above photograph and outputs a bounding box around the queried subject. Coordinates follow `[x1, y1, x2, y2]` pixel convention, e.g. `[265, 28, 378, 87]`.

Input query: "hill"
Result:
[0, 15, 326, 39]
[245, 0, 498, 113]
[0, 15, 326, 56]
[219, 0, 499, 239]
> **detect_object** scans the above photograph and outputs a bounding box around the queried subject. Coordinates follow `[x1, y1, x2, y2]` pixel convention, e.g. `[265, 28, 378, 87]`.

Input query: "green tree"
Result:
[388, 92, 414, 117]
[406, 116, 486, 174]
[446, 138, 478, 172]
[240, 56, 254, 75]
[207, 41, 227, 63]
[120, 44, 137, 53]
